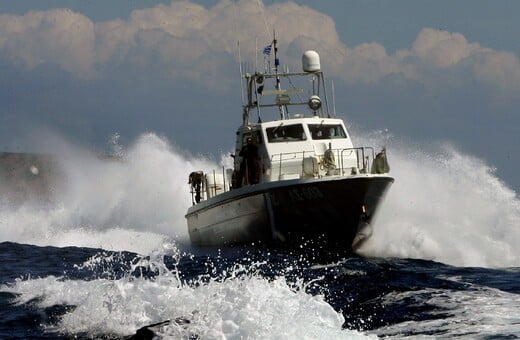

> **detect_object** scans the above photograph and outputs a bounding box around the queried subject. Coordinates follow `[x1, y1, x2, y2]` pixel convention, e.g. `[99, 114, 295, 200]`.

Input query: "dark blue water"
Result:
[1, 241, 518, 339]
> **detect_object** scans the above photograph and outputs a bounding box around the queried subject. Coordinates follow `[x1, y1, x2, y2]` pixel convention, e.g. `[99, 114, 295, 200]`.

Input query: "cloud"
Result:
[0, 1, 344, 84]
[411, 29, 479, 68]
[340, 28, 520, 93]
[472, 49, 520, 94]
[92, 0, 348, 90]
[0, 9, 95, 77]
[2, 1, 519, 97]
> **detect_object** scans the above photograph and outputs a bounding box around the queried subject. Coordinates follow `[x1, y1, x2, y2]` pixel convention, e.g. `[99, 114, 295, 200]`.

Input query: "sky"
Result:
[0, 0, 519, 191]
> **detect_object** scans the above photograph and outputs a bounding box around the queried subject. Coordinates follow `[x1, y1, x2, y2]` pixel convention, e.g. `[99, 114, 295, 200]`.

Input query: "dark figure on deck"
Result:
[238, 137, 260, 186]
[188, 171, 203, 203]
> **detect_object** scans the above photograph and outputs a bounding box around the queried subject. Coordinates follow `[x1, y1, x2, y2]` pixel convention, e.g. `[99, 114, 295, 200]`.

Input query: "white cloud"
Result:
[411, 28, 479, 68]
[0, 9, 95, 77]
[338, 27, 520, 92]
[0, 2, 519, 92]
[341, 43, 400, 84]
[472, 49, 520, 92]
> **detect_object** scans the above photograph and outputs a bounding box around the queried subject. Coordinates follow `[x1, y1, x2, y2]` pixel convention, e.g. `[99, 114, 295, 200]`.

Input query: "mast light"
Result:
[308, 95, 322, 111]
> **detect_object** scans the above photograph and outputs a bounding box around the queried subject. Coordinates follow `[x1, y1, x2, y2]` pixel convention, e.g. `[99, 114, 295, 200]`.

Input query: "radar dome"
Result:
[302, 50, 320, 72]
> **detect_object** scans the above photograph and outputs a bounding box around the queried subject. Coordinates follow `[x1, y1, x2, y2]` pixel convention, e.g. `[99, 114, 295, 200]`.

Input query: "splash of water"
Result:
[375, 286, 520, 337]
[0, 133, 216, 253]
[1, 131, 518, 338]
[357, 132, 520, 267]
[1, 131, 518, 267]
[1, 247, 371, 339]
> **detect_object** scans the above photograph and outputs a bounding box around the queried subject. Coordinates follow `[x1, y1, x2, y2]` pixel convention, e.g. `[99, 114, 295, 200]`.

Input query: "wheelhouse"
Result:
[233, 116, 369, 185]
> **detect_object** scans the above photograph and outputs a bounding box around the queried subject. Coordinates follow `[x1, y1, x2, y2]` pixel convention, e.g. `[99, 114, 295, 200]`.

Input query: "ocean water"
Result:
[1, 133, 519, 339]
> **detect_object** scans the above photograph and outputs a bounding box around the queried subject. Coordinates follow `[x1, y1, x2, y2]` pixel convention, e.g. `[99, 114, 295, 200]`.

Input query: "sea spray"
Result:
[1, 245, 369, 339]
[1, 131, 519, 267]
[356, 132, 520, 267]
[54, 133, 212, 237]
[0, 133, 217, 252]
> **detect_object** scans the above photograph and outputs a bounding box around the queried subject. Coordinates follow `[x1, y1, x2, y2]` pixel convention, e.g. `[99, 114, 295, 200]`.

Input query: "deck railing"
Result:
[340, 147, 376, 174]
[190, 146, 379, 204]
[270, 146, 376, 179]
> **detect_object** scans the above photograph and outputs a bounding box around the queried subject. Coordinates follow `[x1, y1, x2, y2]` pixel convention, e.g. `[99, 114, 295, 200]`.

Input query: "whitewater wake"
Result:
[0, 133, 213, 253]
[0, 131, 519, 267]
[357, 131, 520, 267]
[2, 250, 361, 339]
[1, 131, 519, 338]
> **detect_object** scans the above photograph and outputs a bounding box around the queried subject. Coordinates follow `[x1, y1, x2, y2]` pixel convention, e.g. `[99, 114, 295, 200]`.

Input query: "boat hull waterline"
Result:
[186, 175, 393, 251]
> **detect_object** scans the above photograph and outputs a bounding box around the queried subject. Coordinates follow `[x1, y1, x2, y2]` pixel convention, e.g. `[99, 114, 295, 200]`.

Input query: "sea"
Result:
[1, 132, 519, 339]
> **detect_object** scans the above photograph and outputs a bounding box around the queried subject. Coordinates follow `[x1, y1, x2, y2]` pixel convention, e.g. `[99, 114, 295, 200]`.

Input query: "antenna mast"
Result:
[238, 40, 245, 106]
[273, 31, 286, 119]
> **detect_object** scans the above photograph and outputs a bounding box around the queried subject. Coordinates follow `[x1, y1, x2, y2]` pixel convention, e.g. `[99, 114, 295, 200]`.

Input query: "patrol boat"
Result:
[186, 38, 393, 252]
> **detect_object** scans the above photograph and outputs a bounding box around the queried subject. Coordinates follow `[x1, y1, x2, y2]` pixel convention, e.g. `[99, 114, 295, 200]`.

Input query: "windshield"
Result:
[266, 124, 307, 143]
[308, 124, 347, 140]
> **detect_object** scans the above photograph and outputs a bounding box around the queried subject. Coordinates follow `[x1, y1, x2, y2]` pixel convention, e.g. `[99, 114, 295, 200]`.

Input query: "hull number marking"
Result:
[288, 187, 324, 202]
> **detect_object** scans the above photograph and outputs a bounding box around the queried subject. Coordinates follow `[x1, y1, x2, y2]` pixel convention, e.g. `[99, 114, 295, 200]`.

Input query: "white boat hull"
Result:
[187, 192, 269, 246]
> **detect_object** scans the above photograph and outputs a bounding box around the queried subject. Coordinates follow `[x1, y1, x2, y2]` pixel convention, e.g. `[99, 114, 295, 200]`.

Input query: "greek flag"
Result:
[263, 44, 272, 56]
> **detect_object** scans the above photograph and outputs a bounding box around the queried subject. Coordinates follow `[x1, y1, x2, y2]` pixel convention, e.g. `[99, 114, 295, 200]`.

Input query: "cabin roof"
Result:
[246, 116, 346, 130]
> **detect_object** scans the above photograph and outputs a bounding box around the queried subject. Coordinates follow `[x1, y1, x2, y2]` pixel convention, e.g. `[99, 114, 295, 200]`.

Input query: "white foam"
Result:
[0, 133, 214, 254]
[1, 252, 371, 339]
[356, 132, 520, 267]
[1, 131, 519, 266]
[372, 286, 520, 338]
[2, 130, 519, 337]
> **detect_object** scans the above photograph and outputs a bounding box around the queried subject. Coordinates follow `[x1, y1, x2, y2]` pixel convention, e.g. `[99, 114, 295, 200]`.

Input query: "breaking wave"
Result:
[1, 131, 518, 267]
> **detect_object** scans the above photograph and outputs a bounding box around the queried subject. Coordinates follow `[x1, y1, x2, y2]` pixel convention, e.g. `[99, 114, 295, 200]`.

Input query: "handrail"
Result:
[269, 146, 377, 179]
[191, 146, 381, 202]
[340, 147, 375, 174]
[272, 150, 315, 179]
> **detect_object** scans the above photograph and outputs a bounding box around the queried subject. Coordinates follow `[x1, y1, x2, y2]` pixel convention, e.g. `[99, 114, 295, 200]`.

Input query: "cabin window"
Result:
[308, 124, 347, 140]
[266, 124, 307, 143]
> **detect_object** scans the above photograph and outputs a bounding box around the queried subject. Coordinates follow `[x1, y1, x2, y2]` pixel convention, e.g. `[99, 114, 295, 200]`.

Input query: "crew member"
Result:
[238, 137, 259, 185]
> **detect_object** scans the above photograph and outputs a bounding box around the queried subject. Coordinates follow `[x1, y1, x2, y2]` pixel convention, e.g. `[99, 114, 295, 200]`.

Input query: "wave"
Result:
[357, 131, 520, 267]
[1, 131, 518, 267]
